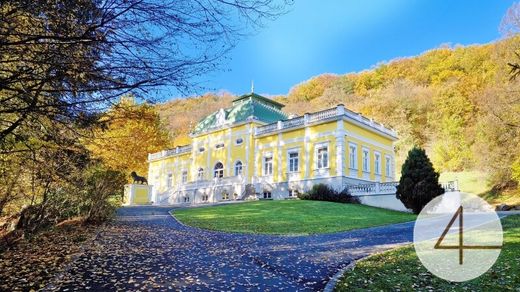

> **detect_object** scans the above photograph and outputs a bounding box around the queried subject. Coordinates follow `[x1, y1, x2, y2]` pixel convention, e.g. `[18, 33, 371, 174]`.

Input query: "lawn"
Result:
[172, 200, 416, 235]
[440, 171, 520, 206]
[439, 171, 489, 195]
[335, 215, 520, 291]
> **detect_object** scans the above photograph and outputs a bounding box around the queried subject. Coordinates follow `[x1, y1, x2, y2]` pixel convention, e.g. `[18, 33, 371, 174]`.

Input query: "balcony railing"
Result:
[346, 180, 458, 196]
[148, 144, 192, 161]
[283, 116, 305, 129]
[256, 122, 279, 135]
[181, 175, 244, 189]
[308, 107, 337, 123]
[254, 105, 397, 137]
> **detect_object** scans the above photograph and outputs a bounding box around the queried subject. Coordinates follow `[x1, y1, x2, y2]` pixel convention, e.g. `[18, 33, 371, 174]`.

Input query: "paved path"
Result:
[48, 205, 414, 291]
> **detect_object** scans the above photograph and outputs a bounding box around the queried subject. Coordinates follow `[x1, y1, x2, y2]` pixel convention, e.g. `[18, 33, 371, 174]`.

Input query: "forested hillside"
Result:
[158, 36, 520, 192]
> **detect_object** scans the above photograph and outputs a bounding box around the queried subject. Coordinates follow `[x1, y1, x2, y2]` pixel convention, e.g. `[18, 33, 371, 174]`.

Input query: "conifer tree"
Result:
[396, 147, 444, 214]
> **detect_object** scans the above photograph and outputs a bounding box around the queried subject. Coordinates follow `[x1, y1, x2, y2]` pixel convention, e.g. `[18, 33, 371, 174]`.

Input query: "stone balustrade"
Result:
[346, 180, 458, 196]
[255, 122, 279, 135]
[181, 175, 244, 189]
[254, 104, 397, 137]
[148, 144, 192, 161]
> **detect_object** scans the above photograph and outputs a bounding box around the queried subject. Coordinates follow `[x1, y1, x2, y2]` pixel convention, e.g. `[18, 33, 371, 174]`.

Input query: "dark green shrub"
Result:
[298, 183, 360, 204]
[396, 147, 444, 214]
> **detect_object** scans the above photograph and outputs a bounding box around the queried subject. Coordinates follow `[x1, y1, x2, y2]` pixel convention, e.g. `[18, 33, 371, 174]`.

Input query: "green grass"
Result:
[335, 215, 520, 291]
[172, 200, 416, 235]
[440, 171, 520, 206]
[439, 171, 489, 195]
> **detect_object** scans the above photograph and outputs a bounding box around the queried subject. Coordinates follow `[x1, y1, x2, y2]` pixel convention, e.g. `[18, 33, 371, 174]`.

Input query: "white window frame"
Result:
[362, 147, 370, 172]
[385, 155, 392, 178]
[288, 149, 299, 173]
[315, 143, 329, 169]
[166, 173, 173, 188]
[197, 167, 204, 181]
[374, 152, 381, 175]
[234, 160, 243, 176]
[263, 154, 273, 176]
[288, 189, 299, 197]
[214, 162, 224, 178]
[181, 170, 188, 183]
[235, 137, 244, 146]
[349, 143, 357, 169]
[263, 191, 272, 199]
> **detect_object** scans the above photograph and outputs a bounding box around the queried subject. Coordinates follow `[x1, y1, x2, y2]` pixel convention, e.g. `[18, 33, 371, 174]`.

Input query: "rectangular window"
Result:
[202, 195, 208, 202]
[222, 193, 229, 200]
[362, 148, 370, 172]
[182, 170, 188, 183]
[288, 189, 298, 197]
[263, 191, 272, 199]
[374, 152, 381, 175]
[166, 173, 173, 188]
[288, 151, 299, 172]
[264, 156, 273, 176]
[385, 156, 392, 177]
[349, 143, 357, 169]
[317, 145, 329, 169]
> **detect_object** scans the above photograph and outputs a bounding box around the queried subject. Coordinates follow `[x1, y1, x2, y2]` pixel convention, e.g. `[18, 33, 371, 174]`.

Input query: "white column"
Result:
[191, 143, 197, 180]
[277, 132, 283, 181]
[336, 119, 345, 177]
[254, 131, 259, 178]
[206, 137, 211, 179]
[304, 125, 310, 179]
[336, 104, 345, 116]
[226, 128, 232, 176]
[245, 124, 250, 184]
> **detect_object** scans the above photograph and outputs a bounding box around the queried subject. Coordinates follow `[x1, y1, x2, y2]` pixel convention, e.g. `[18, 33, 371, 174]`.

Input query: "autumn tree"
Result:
[501, 1, 520, 79]
[88, 97, 171, 179]
[0, 0, 291, 233]
[0, 0, 292, 146]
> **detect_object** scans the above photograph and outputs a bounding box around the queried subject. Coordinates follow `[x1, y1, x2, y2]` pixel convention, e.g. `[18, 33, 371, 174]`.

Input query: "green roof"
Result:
[232, 93, 285, 109]
[192, 93, 287, 135]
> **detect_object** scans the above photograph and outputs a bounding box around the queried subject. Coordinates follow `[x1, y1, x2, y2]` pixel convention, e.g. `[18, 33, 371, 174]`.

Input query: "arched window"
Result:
[197, 168, 204, 180]
[234, 161, 243, 176]
[214, 162, 224, 178]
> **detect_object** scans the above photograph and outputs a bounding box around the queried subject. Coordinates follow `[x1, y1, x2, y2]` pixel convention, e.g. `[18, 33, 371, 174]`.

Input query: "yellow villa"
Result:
[146, 91, 402, 208]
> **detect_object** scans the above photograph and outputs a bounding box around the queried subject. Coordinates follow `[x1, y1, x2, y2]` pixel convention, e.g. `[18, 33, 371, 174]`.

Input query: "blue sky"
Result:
[178, 0, 514, 98]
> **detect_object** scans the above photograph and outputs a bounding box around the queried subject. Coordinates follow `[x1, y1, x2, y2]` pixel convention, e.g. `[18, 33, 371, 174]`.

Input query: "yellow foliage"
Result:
[87, 98, 171, 180]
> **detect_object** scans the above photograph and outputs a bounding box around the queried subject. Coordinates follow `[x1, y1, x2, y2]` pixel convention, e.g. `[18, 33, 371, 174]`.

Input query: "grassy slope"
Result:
[173, 200, 415, 235]
[440, 171, 520, 206]
[439, 171, 489, 195]
[335, 215, 520, 291]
